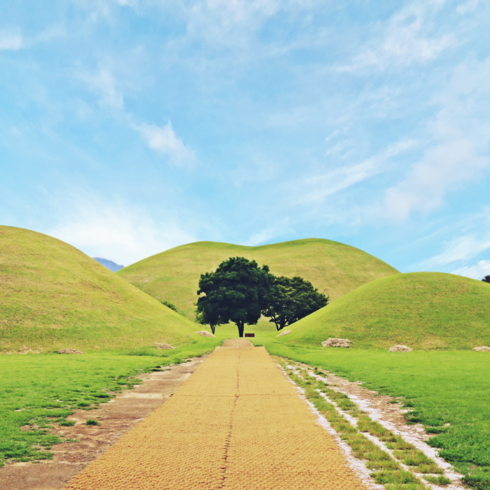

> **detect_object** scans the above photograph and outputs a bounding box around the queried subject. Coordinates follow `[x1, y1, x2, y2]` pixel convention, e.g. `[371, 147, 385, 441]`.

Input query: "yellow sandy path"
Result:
[64, 344, 366, 490]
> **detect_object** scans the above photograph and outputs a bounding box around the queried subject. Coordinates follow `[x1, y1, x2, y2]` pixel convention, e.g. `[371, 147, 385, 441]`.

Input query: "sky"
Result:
[1, 0, 490, 278]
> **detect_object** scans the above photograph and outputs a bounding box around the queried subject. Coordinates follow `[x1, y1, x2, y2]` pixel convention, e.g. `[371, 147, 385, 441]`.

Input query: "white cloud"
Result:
[452, 260, 490, 280]
[135, 122, 195, 166]
[456, 0, 479, 14]
[184, 0, 280, 44]
[79, 69, 124, 110]
[383, 57, 490, 221]
[340, 1, 455, 71]
[422, 234, 490, 267]
[47, 195, 196, 265]
[294, 139, 416, 205]
[0, 33, 23, 50]
[244, 220, 292, 246]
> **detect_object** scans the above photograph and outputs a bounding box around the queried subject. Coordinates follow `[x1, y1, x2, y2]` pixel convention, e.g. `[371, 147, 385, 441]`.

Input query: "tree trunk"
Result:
[237, 322, 245, 338]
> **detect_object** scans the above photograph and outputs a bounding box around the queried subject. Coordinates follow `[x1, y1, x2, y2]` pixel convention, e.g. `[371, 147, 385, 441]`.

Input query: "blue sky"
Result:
[1, 0, 490, 278]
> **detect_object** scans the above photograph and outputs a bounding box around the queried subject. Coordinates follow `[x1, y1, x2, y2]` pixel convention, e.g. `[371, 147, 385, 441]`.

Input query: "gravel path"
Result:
[64, 342, 367, 490]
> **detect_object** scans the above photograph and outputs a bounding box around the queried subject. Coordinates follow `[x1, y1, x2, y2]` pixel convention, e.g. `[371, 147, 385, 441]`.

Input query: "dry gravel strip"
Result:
[64, 340, 367, 490]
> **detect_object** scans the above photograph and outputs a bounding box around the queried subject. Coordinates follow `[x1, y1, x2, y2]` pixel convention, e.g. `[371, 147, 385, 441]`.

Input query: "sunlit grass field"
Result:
[0, 336, 225, 468]
[2, 318, 489, 489]
[255, 331, 490, 489]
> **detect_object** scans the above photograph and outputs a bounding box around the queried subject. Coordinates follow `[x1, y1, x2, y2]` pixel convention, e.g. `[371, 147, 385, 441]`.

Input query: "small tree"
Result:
[160, 300, 179, 312]
[196, 256, 274, 337]
[482, 276, 490, 283]
[263, 276, 328, 330]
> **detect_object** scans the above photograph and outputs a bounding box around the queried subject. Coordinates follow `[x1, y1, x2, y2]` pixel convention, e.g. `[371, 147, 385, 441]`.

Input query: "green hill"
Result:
[118, 239, 399, 322]
[279, 272, 490, 350]
[0, 226, 197, 353]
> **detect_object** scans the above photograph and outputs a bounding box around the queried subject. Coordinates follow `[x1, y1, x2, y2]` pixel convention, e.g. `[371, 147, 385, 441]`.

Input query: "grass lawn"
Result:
[0, 336, 224, 468]
[257, 334, 490, 489]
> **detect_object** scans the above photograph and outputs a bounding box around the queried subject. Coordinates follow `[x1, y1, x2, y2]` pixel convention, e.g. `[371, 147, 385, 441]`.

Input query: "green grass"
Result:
[279, 360, 429, 490]
[279, 272, 490, 350]
[117, 238, 398, 322]
[0, 226, 200, 352]
[0, 337, 223, 467]
[259, 340, 490, 489]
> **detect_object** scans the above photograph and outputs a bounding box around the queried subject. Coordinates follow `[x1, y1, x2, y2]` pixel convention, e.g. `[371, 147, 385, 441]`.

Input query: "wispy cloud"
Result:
[0, 32, 23, 50]
[293, 140, 416, 206]
[383, 56, 490, 221]
[456, 0, 479, 14]
[452, 260, 490, 280]
[79, 69, 124, 110]
[244, 219, 292, 247]
[47, 193, 196, 265]
[135, 122, 195, 166]
[422, 234, 490, 268]
[340, 1, 455, 71]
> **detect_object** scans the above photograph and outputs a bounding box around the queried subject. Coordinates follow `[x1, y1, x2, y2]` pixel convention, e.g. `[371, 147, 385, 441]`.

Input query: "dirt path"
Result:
[0, 357, 206, 490]
[63, 342, 367, 490]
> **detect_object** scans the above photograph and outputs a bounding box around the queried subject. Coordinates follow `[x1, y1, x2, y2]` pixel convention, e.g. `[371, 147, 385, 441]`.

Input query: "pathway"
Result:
[64, 341, 366, 490]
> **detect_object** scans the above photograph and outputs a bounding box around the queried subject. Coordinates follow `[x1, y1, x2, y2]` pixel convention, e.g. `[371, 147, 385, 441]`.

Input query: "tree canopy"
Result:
[482, 275, 490, 283]
[196, 256, 329, 336]
[196, 256, 274, 337]
[262, 276, 329, 330]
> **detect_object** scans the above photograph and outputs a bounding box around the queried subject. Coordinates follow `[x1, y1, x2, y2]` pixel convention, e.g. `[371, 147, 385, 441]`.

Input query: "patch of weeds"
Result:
[392, 450, 442, 474]
[425, 426, 448, 434]
[86, 419, 99, 426]
[463, 472, 490, 490]
[59, 420, 75, 427]
[372, 469, 426, 489]
[405, 411, 423, 424]
[357, 415, 398, 443]
[424, 475, 451, 486]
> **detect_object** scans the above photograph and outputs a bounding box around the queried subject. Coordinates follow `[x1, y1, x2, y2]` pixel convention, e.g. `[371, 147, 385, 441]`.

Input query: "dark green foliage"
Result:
[262, 276, 328, 330]
[196, 256, 275, 337]
[160, 300, 179, 312]
[483, 276, 490, 284]
[86, 419, 99, 426]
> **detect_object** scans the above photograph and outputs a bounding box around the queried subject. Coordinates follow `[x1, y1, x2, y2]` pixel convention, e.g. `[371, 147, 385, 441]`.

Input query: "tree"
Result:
[483, 276, 490, 283]
[196, 256, 275, 337]
[263, 276, 328, 330]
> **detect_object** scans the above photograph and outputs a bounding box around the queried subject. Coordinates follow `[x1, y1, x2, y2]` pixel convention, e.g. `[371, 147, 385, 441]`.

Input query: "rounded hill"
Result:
[118, 239, 399, 321]
[0, 226, 197, 353]
[279, 272, 490, 350]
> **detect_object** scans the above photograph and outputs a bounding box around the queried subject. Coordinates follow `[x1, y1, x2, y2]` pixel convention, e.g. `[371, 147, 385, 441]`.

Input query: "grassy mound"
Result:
[0, 226, 197, 352]
[118, 239, 399, 321]
[280, 272, 490, 350]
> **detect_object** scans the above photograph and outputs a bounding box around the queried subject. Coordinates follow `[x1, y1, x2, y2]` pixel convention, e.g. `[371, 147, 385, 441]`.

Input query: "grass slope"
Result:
[0, 226, 198, 352]
[281, 272, 490, 350]
[118, 239, 399, 322]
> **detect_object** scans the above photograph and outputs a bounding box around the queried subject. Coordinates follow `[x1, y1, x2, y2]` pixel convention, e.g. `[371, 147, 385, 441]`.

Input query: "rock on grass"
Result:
[322, 338, 352, 348]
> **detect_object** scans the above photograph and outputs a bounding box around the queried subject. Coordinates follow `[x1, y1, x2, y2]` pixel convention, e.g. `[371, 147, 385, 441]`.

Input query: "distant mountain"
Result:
[94, 257, 124, 272]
